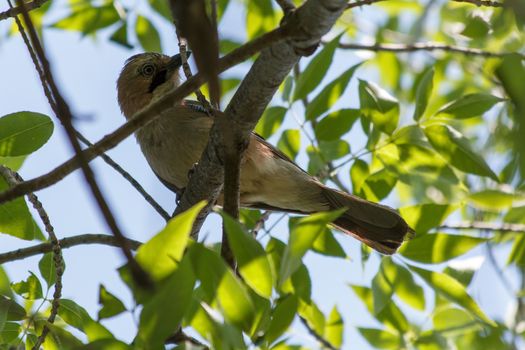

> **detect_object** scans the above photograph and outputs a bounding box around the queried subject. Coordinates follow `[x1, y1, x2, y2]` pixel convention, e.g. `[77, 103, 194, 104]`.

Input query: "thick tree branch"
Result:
[438, 221, 525, 233]
[0, 25, 289, 205]
[335, 41, 525, 59]
[0, 234, 142, 264]
[0, 0, 47, 21]
[174, 0, 349, 240]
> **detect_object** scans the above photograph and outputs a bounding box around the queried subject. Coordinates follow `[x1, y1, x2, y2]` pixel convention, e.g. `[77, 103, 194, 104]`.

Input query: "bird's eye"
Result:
[141, 63, 155, 76]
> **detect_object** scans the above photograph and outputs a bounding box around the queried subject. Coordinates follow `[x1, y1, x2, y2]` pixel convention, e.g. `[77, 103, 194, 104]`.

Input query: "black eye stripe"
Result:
[148, 69, 168, 93]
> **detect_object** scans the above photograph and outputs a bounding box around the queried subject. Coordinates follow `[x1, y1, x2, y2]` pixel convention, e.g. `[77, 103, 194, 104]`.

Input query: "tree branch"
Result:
[346, 0, 385, 9]
[451, 0, 503, 7]
[13, 0, 151, 288]
[438, 221, 525, 233]
[173, 0, 349, 241]
[335, 41, 525, 59]
[299, 316, 339, 350]
[0, 234, 142, 264]
[0, 0, 48, 21]
[0, 24, 289, 205]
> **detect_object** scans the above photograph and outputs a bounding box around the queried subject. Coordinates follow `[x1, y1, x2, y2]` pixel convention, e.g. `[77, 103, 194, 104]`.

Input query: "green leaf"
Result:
[139, 256, 196, 346]
[135, 15, 162, 53]
[0, 177, 43, 241]
[255, 106, 287, 139]
[392, 261, 425, 310]
[314, 109, 359, 141]
[408, 265, 495, 326]
[351, 285, 409, 332]
[350, 159, 369, 195]
[461, 16, 490, 39]
[265, 294, 298, 344]
[413, 68, 434, 121]
[468, 189, 520, 211]
[293, 34, 342, 102]
[279, 211, 343, 286]
[358, 328, 402, 349]
[359, 168, 397, 201]
[437, 93, 504, 119]
[312, 227, 346, 258]
[98, 285, 126, 320]
[424, 124, 499, 181]
[11, 272, 43, 300]
[51, 5, 119, 34]
[58, 299, 113, 341]
[299, 301, 325, 335]
[135, 201, 205, 281]
[372, 257, 396, 314]
[0, 112, 53, 156]
[149, 0, 171, 21]
[0, 322, 21, 344]
[319, 139, 350, 161]
[433, 307, 481, 334]
[0, 295, 26, 321]
[188, 243, 255, 331]
[306, 63, 361, 120]
[79, 339, 130, 350]
[39, 252, 62, 288]
[110, 22, 133, 49]
[0, 155, 26, 171]
[399, 203, 456, 235]
[400, 233, 486, 264]
[222, 214, 273, 298]
[325, 307, 344, 348]
[246, 0, 279, 39]
[277, 129, 300, 160]
[359, 80, 399, 134]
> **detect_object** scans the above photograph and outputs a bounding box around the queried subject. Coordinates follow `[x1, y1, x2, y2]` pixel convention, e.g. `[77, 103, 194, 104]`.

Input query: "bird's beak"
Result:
[166, 51, 192, 71]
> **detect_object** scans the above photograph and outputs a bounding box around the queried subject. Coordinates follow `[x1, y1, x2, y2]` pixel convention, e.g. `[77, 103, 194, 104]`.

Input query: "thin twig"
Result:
[74, 131, 170, 221]
[299, 316, 339, 350]
[0, 166, 63, 349]
[252, 211, 271, 238]
[165, 329, 209, 349]
[0, 234, 142, 264]
[438, 221, 525, 233]
[0, 23, 290, 204]
[335, 41, 525, 59]
[346, 0, 385, 9]
[0, 0, 47, 21]
[13, 0, 151, 287]
[451, 0, 503, 7]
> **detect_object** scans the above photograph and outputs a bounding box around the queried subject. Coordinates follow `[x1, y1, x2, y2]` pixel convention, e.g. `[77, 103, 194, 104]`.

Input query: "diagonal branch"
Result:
[0, 24, 289, 205]
[13, 0, 150, 287]
[335, 41, 525, 59]
[173, 0, 349, 240]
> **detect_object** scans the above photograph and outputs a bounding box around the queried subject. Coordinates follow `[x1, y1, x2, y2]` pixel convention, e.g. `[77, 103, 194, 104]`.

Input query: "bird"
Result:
[116, 52, 413, 254]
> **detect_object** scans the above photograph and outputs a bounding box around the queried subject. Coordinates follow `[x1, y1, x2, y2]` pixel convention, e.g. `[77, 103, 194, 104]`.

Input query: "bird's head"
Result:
[117, 52, 189, 119]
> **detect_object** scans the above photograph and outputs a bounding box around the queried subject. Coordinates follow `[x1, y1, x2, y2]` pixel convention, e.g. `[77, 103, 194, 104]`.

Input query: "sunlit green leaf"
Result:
[51, 5, 119, 34]
[359, 80, 399, 135]
[360, 168, 397, 201]
[139, 256, 196, 346]
[11, 272, 43, 300]
[358, 328, 402, 349]
[461, 16, 490, 39]
[399, 203, 456, 235]
[39, 252, 62, 288]
[393, 262, 425, 310]
[325, 307, 344, 348]
[0, 322, 21, 344]
[319, 139, 350, 161]
[293, 34, 342, 102]
[266, 294, 298, 344]
[110, 22, 133, 49]
[246, 0, 279, 39]
[255, 106, 287, 139]
[135, 201, 205, 281]
[136, 15, 162, 53]
[468, 189, 521, 211]
[433, 307, 481, 334]
[306, 63, 361, 120]
[315, 109, 359, 141]
[58, 299, 113, 341]
[279, 211, 343, 286]
[351, 159, 369, 195]
[98, 285, 126, 320]
[0, 295, 26, 321]
[413, 68, 434, 121]
[400, 233, 486, 263]
[188, 243, 255, 331]
[222, 213, 273, 298]
[0, 112, 53, 156]
[277, 129, 300, 160]
[437, 93, 504, 119]
[312, 227, 346, 258]
[408, 265, 495, 326]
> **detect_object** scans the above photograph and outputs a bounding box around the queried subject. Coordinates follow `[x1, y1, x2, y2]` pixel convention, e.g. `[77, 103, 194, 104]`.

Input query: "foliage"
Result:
[0, 0, 524, 349]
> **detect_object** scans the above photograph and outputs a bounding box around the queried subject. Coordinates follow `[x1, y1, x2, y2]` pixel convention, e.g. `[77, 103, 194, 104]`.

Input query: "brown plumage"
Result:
[117, 52, 413, 254]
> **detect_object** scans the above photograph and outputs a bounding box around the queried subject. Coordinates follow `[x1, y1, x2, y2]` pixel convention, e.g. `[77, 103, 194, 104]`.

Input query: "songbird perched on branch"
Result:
[116, 52, 413, 254]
